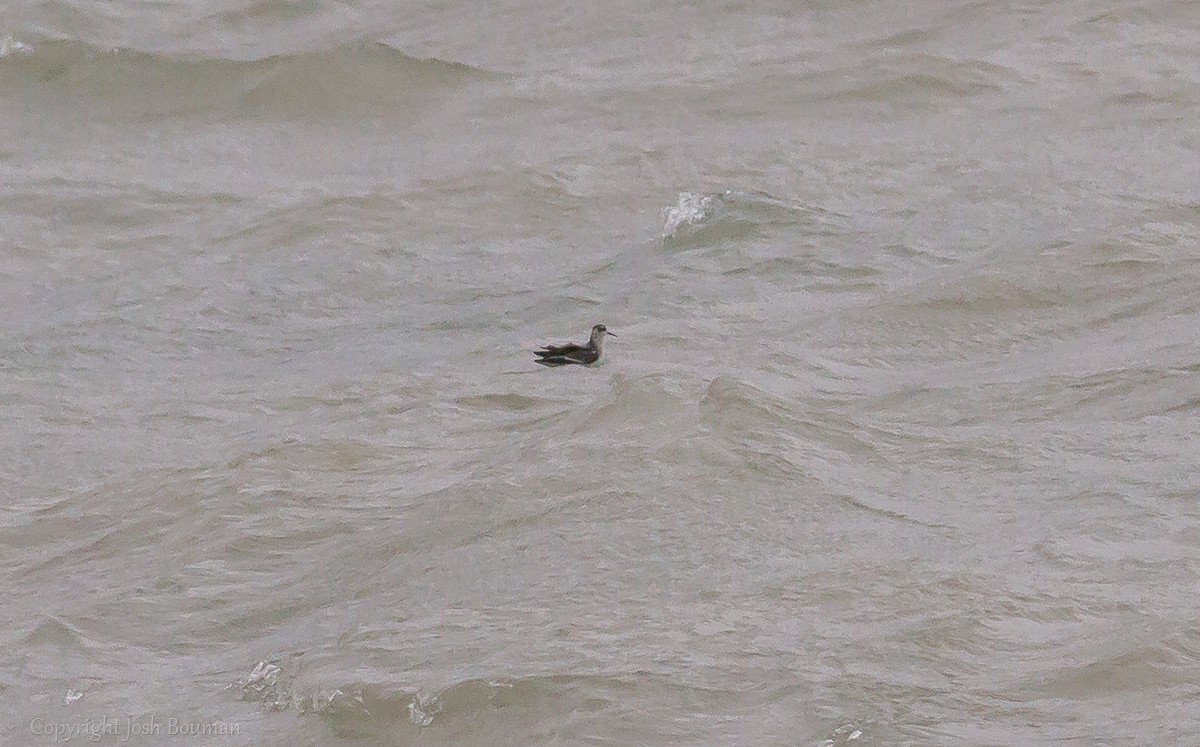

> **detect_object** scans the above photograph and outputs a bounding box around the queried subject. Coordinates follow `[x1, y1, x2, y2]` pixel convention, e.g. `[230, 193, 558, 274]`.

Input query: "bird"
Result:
[533, 324, 616, 367]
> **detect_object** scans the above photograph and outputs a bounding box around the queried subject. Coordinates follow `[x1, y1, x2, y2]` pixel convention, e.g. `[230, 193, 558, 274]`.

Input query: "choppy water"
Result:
[3, 1, 1200, 745]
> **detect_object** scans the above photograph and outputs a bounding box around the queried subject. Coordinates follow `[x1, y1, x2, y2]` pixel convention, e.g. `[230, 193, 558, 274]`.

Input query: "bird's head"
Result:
[590, 324, 616, 346]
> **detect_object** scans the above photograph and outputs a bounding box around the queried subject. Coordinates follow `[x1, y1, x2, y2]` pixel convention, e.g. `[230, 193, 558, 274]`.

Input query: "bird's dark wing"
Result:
[535, 342, 586, 357]
[534, 346, 599, 366]
[568, 348, 600, 364]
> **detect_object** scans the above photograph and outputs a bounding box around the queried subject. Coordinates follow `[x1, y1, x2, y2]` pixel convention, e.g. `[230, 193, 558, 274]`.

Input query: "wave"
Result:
[661, 190, 847, 249]
[230, 662, 806, 743]
[806, 54, 1022, 108]
[657, 190, 880, 289]
[0, 37, 497, 119]
[231, 663, 539, 726]
[230, 658, 869, 744]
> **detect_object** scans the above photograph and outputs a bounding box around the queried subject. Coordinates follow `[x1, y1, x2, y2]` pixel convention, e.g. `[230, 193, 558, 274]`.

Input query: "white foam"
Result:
[407, 695, 441, 726]
[661, 191, 715, 239]
[0, 35, 33, 58]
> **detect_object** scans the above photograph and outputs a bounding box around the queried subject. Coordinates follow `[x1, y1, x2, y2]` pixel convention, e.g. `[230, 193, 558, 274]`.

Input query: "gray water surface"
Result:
[3, 1, 1200, 745]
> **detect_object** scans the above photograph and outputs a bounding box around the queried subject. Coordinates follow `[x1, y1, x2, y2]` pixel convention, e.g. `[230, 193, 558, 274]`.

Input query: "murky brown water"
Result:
[3, 2, 1200, 744]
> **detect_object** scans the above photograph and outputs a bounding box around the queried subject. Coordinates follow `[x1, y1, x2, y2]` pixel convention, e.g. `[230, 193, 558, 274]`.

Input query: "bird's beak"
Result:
[606, 331, 617, 337]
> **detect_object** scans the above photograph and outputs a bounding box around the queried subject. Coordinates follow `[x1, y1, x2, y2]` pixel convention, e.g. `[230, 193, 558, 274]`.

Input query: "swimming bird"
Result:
[534, 324, 616, 367]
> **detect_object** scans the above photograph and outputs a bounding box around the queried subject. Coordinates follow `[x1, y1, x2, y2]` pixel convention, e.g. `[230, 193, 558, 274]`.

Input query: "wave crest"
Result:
[661, 190, 844, 249]
[0, 39, 495, 118]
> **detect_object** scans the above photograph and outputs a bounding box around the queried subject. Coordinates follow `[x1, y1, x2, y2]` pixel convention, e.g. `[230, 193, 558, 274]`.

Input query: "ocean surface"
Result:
[3, 1, 1200, 744]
